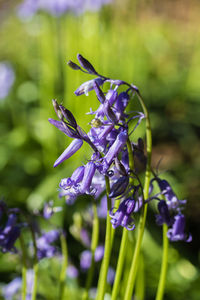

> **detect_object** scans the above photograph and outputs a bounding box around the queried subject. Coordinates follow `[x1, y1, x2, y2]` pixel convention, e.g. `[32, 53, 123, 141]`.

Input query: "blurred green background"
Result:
[0, 0, 199, 299]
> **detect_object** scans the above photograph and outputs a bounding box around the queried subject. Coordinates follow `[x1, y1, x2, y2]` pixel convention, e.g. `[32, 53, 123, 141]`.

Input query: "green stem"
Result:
[111, 229, 128, 300]
[96, 176, 112, 300]
[155, 224, 169, 300]
[19, 235, 27, 300]
[30, 227, 39, 300]
[82, 202, 99, 300]
[124, 92, 152, 300]
[59, 232, 68, 300]
[111, 138, 135, 300]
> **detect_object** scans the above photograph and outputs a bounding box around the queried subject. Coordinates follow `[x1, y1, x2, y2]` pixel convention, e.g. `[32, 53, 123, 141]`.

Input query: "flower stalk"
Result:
[96, 176, 112, 300]
[155, 224, 169, 300]
[19, 235, 27, 300]
[83, 201, 99, 300]
[59, 232, 68, 300]
[124, 91, 152, 300]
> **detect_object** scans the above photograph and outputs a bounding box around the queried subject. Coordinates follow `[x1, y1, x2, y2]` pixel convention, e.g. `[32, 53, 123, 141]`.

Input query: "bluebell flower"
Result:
[156, 200, 173, 226]
[60, 166, 85, 189]
[2, 277, 21, 300]
[43, 201, 62, 219]
[0, 211, 21, 253]
[0, 62, 15, 100]
[109, 176, 129, 198]
[151, 177, 192, 242]
[107, 267, 115, 285]
[113, 91, 130, 121]
[167, 214, 192, 242]
[36, 230, 60, 259]
[110, 198, 136, 230]
[2, 269, 34, 300]
[101, 130, 128, 173]
[80, 250, 92, 271]
[80, 245, 104, 271]
[80, 162, 96, 194]
[67, 265, 79, 279]
[156, 178, 186, 210]
[53, 139, 83, 167]
[75, 78, 104, 96]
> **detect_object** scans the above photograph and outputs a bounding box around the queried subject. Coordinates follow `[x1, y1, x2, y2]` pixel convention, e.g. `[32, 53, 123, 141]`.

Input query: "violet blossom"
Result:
[0, 62, 15, 100]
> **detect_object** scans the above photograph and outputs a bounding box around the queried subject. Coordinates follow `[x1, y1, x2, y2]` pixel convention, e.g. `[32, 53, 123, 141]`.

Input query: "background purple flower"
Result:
[17, 0, 112, 19]
[0, 62, 15, 100]
[67, 265, 79, 279]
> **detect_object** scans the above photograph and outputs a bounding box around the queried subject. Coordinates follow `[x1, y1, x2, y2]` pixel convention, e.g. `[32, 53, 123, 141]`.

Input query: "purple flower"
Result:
[48, 118, 80, 139]
[156, 200, 173, 226]
[80, 245, 104, 271]
[114, 91, 129, 117]
[107, 267, 115, 285]
[80, 250, 92, 270]
[167, 214, 192, 242]
[2, 269, 34, 300]
[80, 162, 96, 194]
[36, 230, 60, 259]
[156, 178, 186, 210]
[17, 0, 112, 19]
[109, 176, 129, 198]
[75, 78, 104, 96]
[43, 201, 62, 219]
[110, 198, 136, 230]
[0, 62, 15, 99]
[67, 265, 79, 279]
[101, 130, 128, 173]
[0, 212, 21, 253]
[53, 139, 83, 167]
[2, 278, 21, 300]
[94, 245, 104, 261]
[60, 166, 85, 189]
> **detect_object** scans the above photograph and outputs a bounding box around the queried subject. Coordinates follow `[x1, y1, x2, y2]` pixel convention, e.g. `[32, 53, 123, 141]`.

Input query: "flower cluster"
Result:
[49, 54, 147, 231]
[49, 54, 191, 242]
[151, 178, 192, 242]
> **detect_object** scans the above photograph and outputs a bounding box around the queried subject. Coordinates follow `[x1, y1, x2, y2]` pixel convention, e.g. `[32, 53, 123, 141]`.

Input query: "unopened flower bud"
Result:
[77, 54, 97, 75]
[54, 139, 83, 167]
[59, 105, 77, 129]
[93, 80, 105, 104]
[109, 176, 129, 198]
[104, 100, 118, 124]
[114, 157, 127, 176]
[52, 99, 63, 120]
[67, 60, 81, 71]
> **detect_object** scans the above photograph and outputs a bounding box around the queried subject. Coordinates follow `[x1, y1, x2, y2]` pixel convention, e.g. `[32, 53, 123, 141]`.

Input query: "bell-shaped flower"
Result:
[54, 139, 83, 167]
[156, 178, 186, 210]
[60, 166, 85, 189]
[109, 176, 129, 198]
[0, 213, 21, 253]
[80, 162, 96, 194]
[110, 198, 136, 230]
[167, 214, 192, 242]
[101, 130, 128, 173]
[156, 200, 173, 226]
[75, 78, 104, 96]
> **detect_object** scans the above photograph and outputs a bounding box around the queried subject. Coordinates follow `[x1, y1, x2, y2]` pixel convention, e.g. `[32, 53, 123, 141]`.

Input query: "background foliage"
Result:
[0, 0, 199, 299]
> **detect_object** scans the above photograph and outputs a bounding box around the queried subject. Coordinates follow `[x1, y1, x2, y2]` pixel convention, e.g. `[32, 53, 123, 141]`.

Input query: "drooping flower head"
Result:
[0, 202, 22, 253]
